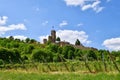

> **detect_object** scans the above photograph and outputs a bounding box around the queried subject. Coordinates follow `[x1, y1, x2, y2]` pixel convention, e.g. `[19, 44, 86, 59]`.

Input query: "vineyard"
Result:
[0, 57, 120, 73]
[0, 60, 120, 80]
[0, 37, 120, 79]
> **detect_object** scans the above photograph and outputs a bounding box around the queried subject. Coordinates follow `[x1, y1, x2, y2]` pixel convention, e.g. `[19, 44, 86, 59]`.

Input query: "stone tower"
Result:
[51, 30, 56, 43]
[48, 35, 52, 42]
[43, 39, 47, 44]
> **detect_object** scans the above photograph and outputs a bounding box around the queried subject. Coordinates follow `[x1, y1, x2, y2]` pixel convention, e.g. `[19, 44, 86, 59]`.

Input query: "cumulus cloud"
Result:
[59, 20, 68, 27]
[0, 16, 27, 35]
[0, 16, 8, 25]
[0, 24, 26, 35]
[64, 0, 85, 6]
[39, 30, 91, 44]
[56, 30, 91, 44]
[64, 0, 104, 13]
[77, 23, 83, 27]
[103, 37, 120, 51]
[13, 35, 27, 40]
[39, 35, 49, 43]
[7, 35, 27, 40]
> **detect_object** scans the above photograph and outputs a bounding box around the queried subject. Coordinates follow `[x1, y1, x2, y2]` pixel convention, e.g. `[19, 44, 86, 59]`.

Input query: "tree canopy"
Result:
[75, 39, 82, 46]
[0, 37, 119, 63]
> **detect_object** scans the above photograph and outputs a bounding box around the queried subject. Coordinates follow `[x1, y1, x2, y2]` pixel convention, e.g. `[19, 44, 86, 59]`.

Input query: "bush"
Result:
[0, 59, 4, 65]
[53, 54, 61, 62]
[0, 47, 21, 62]
[31, 49, 45, 62]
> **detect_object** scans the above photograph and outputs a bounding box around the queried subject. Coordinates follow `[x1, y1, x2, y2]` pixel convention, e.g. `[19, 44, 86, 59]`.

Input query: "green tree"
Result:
[87, 50, 97, 60]
[62, 45, 75, 59]
[31, 49, 53, 62]
[15, 39, 21, 42]
[0, 48, 21, 62]
[10, 48, 21, 62]
[75, 39, 82, 46]
[53, 53, 62, 62]
[56, 37, 61, 42]
[25, 38, 30, 43]
[9, 36, 14, 40]
[45, 49, 54, 62]
[46, 44, 59, 53]
[31, 49, 46, 62]
[68, 50, 74, 59]
[24, 44, 34, 54]
[98, 49, 109, 61]
[11, 41, 19, 48]
[0, 48, 10, 62]
[58, 47, 63, 54]
[74, 49, 83, 60]
[30, 39, 37, 43]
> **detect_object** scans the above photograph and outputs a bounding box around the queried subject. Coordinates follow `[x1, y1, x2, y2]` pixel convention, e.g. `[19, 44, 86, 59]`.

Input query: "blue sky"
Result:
[0, 0, 120, 51]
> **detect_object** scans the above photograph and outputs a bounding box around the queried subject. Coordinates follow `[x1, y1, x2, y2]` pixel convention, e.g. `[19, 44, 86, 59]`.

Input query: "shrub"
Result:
[0, 59, 4, 65]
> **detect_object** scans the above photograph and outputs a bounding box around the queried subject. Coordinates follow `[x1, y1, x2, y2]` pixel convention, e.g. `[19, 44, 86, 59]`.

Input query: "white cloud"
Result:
[94, 6, 104, 13]
[7, 35, 27, 40]
[42, 21, 48, 26]
[0, 16, 27, 35]
[0, 24, 26, 35]
[81, 4, 92, 11]
[0, 16, 8, 25]
[106, 0, 111, 2]
[82, 0, 104, 13]
[103, 37, 120, 51]
[77, 23, 83, 27]
[39, 30, 91, 44]
[64, 0, 85, 6]
[56, 30, 91, 44]
[39, 35, 49, 43]
[64, 0, 104, 13]
[13, 35, 27, 40]
[59, 20, 68, 27]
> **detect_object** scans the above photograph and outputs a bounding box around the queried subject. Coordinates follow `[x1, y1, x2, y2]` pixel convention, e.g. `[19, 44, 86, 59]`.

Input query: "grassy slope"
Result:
[0, 71, 120, 80]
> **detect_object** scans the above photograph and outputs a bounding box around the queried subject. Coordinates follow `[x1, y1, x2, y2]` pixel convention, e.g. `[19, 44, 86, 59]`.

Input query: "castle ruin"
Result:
[43, 29, 70, 46]
[43, 30, 56, 44]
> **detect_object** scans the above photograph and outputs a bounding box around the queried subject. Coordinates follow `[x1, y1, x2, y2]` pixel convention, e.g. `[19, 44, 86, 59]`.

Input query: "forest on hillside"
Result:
[0, 36, 120, 64]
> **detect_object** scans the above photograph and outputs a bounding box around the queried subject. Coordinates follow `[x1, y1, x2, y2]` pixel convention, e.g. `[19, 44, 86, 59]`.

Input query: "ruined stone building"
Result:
[43, 29, 56, 44]
[43, 29, 70, 46]
[43, 29, 97, 50]
[51, 30, 56, 43]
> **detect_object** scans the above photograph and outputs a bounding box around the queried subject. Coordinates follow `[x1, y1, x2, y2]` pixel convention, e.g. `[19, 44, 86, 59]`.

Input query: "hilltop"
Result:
[0, 30, 119, 64]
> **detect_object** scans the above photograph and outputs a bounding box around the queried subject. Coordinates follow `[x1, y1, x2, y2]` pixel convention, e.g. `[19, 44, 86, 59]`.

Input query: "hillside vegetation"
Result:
[0, 36, 120, 73]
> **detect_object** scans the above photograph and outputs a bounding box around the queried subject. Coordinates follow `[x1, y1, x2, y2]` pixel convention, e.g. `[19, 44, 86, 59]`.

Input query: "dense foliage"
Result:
[75, 39, 81, 46]
[0, 37, 120, 64]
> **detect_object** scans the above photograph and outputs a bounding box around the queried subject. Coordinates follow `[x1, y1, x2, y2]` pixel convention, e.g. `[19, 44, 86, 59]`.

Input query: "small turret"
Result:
[43, 39, 47, 44]
[48, 36, 52, 42]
